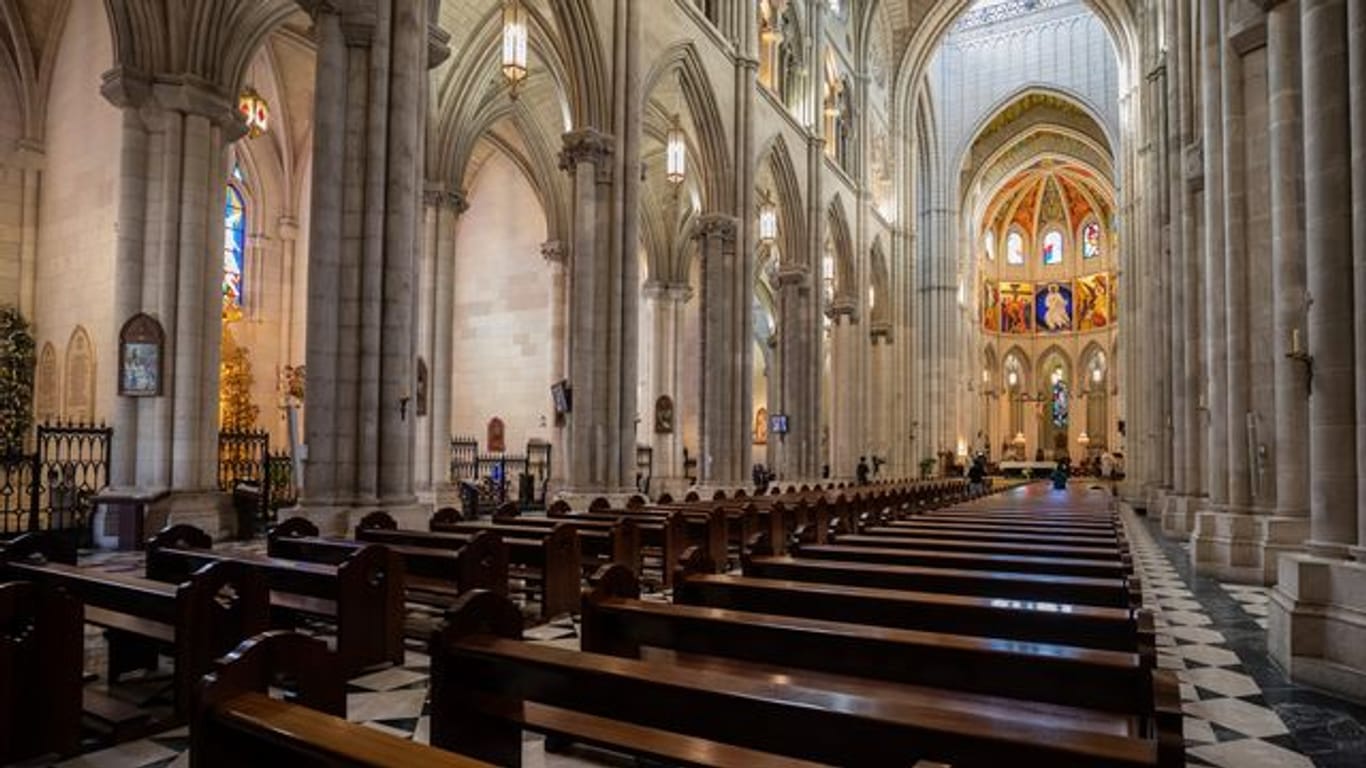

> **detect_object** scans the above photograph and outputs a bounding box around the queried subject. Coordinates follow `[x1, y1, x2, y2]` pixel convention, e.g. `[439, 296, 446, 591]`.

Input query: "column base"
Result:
[290, 499, 431, 536]
[93, 489, 234, 546]
[1189, 510, 1310, 585]
[1270, 554, 1366, 704]
[1159, 494, 1201, 540]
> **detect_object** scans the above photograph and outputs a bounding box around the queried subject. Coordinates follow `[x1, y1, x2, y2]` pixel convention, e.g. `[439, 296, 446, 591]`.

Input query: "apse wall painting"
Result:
[982, 281, 1000, 331]
[1075, 273, 1113, 331]
[1000, 282, 1033, 334]
[1035, 282, 1073, 332]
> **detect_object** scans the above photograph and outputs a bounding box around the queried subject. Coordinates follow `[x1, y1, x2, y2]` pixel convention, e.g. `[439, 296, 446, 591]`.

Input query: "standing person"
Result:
[968, 456, 986, 493]
[856, 456, 870, 485]
[1101, 451, 1115, 481]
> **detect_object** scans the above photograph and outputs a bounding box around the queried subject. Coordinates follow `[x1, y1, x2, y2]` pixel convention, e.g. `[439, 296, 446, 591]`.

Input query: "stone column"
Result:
[1221, 18, 1252, 512]
[1268, 1, 1311, 533]
[1200, 0, 1230, 512]
[775, 263, 811, 480]
[99, 69, 247, 537]
[426, 189, 465, 506]
[300, 0, 437, 531]
[644, 281, 690, 494]
[542, 240, 569, 489]
[1302, 0, 1357, 556]
[827, 306, 856, 479]
[694, 214, 740, 487]
[1352, 0, 1366, 558]
[559, 129, 614, 493]
[414, 188, 440, 494]
[1165, 0, 1188, 512]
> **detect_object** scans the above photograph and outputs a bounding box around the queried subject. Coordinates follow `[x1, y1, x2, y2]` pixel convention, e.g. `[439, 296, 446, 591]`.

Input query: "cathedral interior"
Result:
[1, 1, 1365, 766]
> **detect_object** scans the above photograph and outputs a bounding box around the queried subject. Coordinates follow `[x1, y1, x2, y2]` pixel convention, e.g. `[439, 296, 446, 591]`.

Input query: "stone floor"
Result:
[38, 489, 1366, 767]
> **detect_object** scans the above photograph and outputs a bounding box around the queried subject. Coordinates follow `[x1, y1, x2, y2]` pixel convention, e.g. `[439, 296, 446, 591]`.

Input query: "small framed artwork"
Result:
[654, 395, 674, 434]
[119, 313, 164, 397]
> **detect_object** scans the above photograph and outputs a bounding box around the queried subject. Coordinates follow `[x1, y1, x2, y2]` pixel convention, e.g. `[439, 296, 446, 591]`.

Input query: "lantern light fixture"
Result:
[758, 194, 778, 246]
[666, 114, 686, 185]
[238, 88, 269, 139]
[502, 0, 529, 100]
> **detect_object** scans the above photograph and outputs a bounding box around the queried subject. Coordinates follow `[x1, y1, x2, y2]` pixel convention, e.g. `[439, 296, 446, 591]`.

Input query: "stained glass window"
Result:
[223, 184, 245, 312]
[1006, 231, 1024, 265]
[1082, 221, 1101, 259]
[1050, 370, 1069, 428]
[1042, 230, 1064, 265]
[984, 231, 995, 261]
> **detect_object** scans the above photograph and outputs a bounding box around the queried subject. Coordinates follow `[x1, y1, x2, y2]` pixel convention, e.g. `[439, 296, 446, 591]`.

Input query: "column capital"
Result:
[101, 67, 250, 140]
[427, 22, 452, 69]
[559, 129, 614, 183]
[827, 300, 857, 321]
[642, 280, 693, 303]
[870, 321, 893, 343]
[541, 239, 568, 264]
[277, 216, 300, 241]
[775, 262, 810, 287]
[693, 213, 739, 245]
[423, 182, 469, 213]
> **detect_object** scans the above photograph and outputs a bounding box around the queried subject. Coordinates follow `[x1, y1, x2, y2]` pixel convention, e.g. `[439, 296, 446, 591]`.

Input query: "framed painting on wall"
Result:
[118, 313, 164, 397]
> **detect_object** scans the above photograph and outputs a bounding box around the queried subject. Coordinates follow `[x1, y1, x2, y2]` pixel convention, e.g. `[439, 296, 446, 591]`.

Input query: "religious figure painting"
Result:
[1035, 282, 1073, 332]
[1042, 230, 1064, 265]
[1075, 273, 1112, 331]
[1000, 283, 1032, 334]
[982, 281, 1000, 332]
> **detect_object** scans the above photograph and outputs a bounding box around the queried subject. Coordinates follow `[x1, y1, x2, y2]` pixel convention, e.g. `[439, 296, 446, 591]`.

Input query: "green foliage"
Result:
[0, 305, 35, 456]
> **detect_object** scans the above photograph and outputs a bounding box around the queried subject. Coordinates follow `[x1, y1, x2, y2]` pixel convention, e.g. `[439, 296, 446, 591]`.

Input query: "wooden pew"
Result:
[144, 525, 402, 676]
[672, 550, 1152, 654]
[550, 502, 713, 581]
[890, 517, 1123, 539]
[265, 516, 509, 603]
[192, 630, 492, 768]
[790, 541, 1131, 579]
[356, 512, 579, 619]
[742, 533, 1139, 609]
[0, 580, 82, 763]
[855, 528, 1127, 561]
[877, 522, 1124, 547]
[430, 591, 1178, 768]
[2, 532, 269, 725]
[438, 508, 641, 583]
[584, 565, 1177, 736]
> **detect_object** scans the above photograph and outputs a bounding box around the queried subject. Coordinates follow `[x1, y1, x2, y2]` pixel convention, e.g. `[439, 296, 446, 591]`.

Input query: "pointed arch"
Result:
[825, 195, 854, 304]
[642, 41, 733, 212]
[35, 341, 58, 423]
[755, 132, 805, 268]
[62, 325, 94, 422]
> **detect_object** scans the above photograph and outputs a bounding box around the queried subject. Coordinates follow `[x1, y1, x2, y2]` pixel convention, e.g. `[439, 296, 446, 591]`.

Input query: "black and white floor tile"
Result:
[1125, 511, 1366, 767]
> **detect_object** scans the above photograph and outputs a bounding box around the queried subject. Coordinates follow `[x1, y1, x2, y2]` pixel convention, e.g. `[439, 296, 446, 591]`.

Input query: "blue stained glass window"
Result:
[223, 185, 245, 310]
[1051, 377, 1069, 428]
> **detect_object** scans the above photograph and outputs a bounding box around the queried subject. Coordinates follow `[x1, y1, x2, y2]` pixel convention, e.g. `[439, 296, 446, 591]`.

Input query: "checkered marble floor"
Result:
[1124, 512, 1366, 768]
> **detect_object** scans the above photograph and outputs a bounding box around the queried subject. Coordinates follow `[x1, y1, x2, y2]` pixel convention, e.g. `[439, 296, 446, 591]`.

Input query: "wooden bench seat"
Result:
[583, 566, 1166, 719]
[266, 517, 509, 601]
[855, 529, 1126, 559]
[891, 518, 1124, 539]
[429, 591, 1178, 768]
[672, 555, 1152, 654]
[356, 514, 579, 618]
[193, 630, 494, 768]
[742, 535, 1139, 609]
[144, 525, 401, 676]
[0, 580, 82, 762]
[552, 502, 709, 581]
[3, 534, 268, 723]
[438, 514, 640, 584]
[878, 523, 1124, 546]
[792, 542, 1131, 579]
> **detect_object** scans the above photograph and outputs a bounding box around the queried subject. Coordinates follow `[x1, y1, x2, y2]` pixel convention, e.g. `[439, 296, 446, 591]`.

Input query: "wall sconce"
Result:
[1287, 326, 1313, 392]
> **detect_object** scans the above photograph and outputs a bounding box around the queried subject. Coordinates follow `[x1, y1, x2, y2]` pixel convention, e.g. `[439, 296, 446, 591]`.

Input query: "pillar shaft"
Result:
[1201, 0, 1230, 508]
[1269, 3, 1310, 521]
[1302, 0, 1357, 554]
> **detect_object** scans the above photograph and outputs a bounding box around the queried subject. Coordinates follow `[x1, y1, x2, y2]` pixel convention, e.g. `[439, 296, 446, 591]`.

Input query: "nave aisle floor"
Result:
[1124, 505, 1366, 767]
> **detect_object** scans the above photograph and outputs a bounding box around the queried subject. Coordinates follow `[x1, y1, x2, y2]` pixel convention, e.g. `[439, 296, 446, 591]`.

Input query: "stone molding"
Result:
[775, 263, 810, 287]
[560, 129, 615, 183]
[693, 213, 740, 246]
[642, 280, 693, 303]
[423, 184, 469, 213]
[540, 239, 568, 264]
